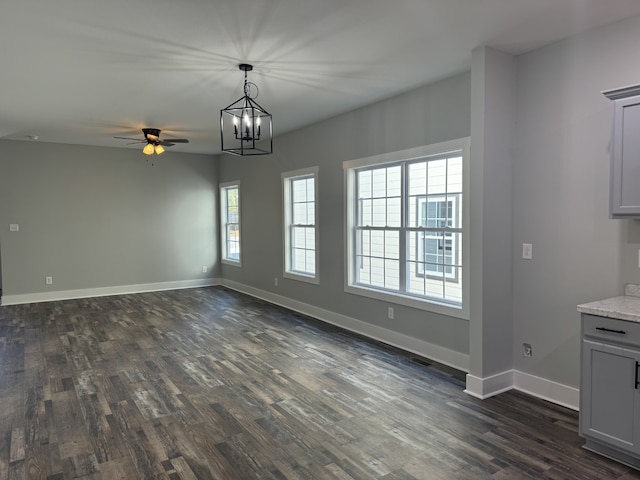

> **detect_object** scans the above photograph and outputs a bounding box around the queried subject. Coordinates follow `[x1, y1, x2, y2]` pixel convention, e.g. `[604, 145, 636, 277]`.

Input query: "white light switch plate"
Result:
[522, 243, 533, 260]
[9, 224, 19, 232]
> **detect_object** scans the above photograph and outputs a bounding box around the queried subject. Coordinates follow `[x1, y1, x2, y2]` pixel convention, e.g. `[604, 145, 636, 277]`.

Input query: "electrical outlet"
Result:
[274, 277, 278, 287]
[388, 307, 394, 319]
[45, 276, 53, 285]
[522, 343, 532, 357]
[202, 265, 207, 273]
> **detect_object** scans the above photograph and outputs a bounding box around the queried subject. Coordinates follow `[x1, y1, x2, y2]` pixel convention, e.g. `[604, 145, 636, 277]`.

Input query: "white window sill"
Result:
[222, 258, 242, 267]
[344, 284, 468, 320]
[284, 271, 319, 285]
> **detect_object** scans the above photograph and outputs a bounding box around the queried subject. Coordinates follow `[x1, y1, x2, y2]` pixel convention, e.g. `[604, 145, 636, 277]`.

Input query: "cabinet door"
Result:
[611, 96, 640, 217]
[581, 339, 640, 453]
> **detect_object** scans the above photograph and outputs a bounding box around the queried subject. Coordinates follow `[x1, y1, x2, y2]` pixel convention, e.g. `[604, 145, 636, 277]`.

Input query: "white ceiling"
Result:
[2, 0, 640, 155]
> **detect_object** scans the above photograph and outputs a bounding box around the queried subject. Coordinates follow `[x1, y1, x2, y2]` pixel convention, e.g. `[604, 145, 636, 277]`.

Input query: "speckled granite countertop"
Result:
[577, 284, 640, 323]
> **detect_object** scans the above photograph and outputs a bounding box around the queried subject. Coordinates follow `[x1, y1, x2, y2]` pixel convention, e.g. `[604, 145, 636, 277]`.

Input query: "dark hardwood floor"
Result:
[1, 286, 639, 479]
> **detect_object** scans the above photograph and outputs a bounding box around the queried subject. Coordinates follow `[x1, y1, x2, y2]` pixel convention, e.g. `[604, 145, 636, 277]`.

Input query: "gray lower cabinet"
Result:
[580, 313, 640, 468]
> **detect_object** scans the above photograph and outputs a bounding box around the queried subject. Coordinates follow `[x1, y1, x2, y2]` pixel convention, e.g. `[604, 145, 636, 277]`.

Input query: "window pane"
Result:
[370, 257, 385, 287]
[445, 267, 462, 303]
[227, 187, 238, 219]
[427, 159, 447, 195]
[358, 255, 371, 284]
[306, 178, 315, 201]
[305, 227, 315, 247]
[372, 169, 387, 197]
[293, 249, 306, 271]
[387, 166, 402, 197]
[307, 203, 315, 224]
[447, 157, 463, 193]
[370, 230, 385, 257]
[385, 259, 400, 290]
[385, 230, 399, 260]
[293, 226, 306, 248]
[293, 203, 307, 224]
[305, 250, 316, 275]
[227, 224, 240, 260]
[360, 199, 372, 226]
[387, 197, 401, 227]
[292, 179, 306, 201]
[372, 198, 387, 227]
[407, 269, 425, 296]
[359, 229, 371, 256]
[358, 170, 372, 199]
[408, 162, 427, 196]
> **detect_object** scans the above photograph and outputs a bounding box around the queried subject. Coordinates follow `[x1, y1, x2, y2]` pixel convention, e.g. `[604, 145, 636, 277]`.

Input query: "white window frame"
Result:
[343, 138, 470, 320]
[220, 180, 242, 267]
[282, 166, 319, 284]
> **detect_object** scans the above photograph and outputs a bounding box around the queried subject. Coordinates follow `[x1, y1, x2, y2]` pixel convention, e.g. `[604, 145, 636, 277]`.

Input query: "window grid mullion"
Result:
[399, 163, 407, 293]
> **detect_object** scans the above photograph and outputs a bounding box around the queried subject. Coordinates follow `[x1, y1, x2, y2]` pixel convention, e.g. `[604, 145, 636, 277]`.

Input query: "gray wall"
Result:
[0, 140, 218, 297]
[512, 15, 640, 387]
[219, 72, 472, 361]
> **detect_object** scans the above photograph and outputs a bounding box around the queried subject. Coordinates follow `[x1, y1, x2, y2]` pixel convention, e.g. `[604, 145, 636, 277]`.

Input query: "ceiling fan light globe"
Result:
[143, 143, 155, 155]
[154, 144, 165, 155]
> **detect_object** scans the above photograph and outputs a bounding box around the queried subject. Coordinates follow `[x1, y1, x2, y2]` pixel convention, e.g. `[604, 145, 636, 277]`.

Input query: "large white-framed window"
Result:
[220, 181, 241, 266]
[282, 166, 319, 284]
[344, 138, 470, 319]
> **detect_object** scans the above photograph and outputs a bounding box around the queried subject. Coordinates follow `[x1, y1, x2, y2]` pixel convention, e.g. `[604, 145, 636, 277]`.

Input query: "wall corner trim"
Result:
[464, 371, 514, 399]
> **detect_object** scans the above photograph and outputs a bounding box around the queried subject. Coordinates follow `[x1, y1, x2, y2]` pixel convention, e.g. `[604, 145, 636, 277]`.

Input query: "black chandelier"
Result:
[220, 64, 273, 156]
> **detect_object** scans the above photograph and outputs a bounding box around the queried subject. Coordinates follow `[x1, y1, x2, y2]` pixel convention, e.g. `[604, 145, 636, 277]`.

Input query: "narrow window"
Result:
[282, 167, 319, 284]
[220, 181, 241, 266]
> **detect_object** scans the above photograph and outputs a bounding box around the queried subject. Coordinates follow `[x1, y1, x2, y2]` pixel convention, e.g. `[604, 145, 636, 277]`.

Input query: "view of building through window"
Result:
[352, 153, 463, 306]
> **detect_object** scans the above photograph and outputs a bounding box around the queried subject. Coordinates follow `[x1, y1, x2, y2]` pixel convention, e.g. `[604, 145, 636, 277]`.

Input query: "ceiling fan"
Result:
[114, 128, 189, 155]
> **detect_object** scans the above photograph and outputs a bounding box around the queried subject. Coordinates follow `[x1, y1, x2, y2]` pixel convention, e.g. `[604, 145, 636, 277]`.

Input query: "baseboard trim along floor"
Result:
[465, 370, 579, 410]
[0, 278, 221, 306]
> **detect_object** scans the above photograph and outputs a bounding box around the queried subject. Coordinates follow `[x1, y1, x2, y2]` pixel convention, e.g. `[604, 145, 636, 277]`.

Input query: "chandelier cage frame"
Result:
[220, 64, 273, 156]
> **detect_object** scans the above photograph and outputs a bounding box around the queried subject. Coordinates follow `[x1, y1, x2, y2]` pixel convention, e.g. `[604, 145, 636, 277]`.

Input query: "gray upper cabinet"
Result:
[603, 85, 640, 218]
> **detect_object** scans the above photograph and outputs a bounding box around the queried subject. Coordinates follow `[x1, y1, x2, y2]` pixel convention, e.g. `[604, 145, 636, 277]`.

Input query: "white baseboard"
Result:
[221, 279, 470, 372]
[465, 369, 579, 411]
[1, 278, 221, 305]
[513, 370, 579, 411]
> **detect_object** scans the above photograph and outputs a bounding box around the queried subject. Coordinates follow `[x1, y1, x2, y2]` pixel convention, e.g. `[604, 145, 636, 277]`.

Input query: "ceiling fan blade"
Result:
[114, 136, 144, 142]
[159, 138, 189, 146]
